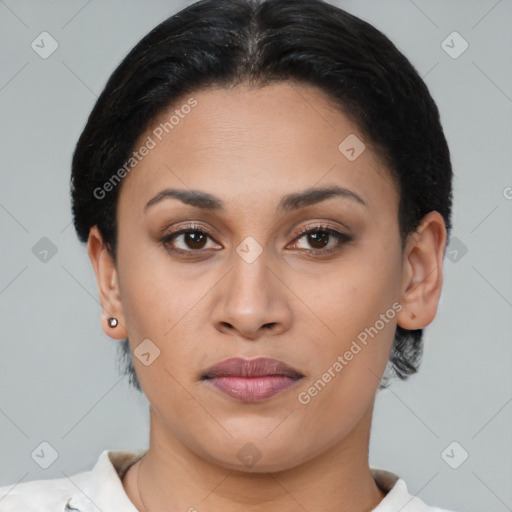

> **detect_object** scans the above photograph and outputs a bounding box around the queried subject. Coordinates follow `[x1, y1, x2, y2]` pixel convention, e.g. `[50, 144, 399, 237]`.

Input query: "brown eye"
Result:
[161, 224, 221, 254]
[180, 231, 208, 250]
[303, 231, 330, 250]
[291, 225, 352, 254]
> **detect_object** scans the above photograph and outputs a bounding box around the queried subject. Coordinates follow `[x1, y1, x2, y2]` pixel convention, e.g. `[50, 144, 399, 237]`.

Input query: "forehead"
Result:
[118, 82, 397, 218]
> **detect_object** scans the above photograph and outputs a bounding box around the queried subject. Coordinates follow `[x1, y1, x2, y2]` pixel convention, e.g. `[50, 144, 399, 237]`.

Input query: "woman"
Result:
[0, 0, 457, 510]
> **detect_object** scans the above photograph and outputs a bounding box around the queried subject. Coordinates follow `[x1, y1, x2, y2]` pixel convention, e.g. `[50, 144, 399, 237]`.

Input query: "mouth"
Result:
[200, 357, 304, 403]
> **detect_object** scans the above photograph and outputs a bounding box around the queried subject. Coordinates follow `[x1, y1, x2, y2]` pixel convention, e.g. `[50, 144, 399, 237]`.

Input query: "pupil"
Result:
[186, 232, 206, 249]
[309, 231, 328, 249]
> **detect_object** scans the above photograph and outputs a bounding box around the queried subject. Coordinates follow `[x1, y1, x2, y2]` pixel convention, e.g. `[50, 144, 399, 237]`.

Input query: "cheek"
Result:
[293, 269, 399, 442]
[308, 251, 400, 343]
[294, 246, 402, 407]
[116, 236, 192, 336]
[114, 242, 202, 384]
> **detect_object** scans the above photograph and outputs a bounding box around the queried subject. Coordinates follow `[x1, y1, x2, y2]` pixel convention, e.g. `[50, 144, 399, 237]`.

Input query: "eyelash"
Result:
[160, 222, 352, 256]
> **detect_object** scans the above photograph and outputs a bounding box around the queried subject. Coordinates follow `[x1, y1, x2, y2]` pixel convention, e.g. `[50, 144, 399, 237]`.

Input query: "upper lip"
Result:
[201, 357, 304, 379]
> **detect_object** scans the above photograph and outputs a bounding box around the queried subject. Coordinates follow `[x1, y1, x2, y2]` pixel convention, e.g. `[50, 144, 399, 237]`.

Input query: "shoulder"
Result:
[383, 479, 459, 512]
[371, 469, 459, 512]
[0, 449, 145, 512]
[0, 471, 89, 511]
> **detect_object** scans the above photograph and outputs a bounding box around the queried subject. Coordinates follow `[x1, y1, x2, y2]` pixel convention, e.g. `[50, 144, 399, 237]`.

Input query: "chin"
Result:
[194, 432, 318, 474]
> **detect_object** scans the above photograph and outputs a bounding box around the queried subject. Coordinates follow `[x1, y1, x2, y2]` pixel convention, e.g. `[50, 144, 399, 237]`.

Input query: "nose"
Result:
[210, 253, 292, 340]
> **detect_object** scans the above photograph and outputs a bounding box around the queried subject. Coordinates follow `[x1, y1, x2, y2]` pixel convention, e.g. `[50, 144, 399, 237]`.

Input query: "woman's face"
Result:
[93, 82, 438, 472]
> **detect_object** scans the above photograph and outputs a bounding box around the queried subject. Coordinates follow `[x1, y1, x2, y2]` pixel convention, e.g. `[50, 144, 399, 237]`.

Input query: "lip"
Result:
[201, 357, 304, 403]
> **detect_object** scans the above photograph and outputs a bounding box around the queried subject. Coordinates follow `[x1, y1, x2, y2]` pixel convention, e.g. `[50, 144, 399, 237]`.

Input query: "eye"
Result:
[160, 222, 352, 257]
[290, 224, 352, 254]
[161, 223, 221, 254]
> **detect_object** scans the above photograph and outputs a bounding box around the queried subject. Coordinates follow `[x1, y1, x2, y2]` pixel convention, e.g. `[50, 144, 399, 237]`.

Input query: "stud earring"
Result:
[108, 317, 118, 328]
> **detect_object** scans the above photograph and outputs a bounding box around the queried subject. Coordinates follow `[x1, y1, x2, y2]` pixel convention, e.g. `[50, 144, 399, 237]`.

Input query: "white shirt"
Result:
[0, 449, 457, 511]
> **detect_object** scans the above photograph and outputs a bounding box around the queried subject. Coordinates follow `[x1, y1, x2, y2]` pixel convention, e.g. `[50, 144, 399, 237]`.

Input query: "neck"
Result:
[124, 405, 385, 512]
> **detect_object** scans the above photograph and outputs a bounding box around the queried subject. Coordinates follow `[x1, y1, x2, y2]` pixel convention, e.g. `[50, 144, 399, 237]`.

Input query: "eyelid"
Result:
[289, 223, 352, 253]
[161, 222, 218, 243]
[294, 222, 344, 236]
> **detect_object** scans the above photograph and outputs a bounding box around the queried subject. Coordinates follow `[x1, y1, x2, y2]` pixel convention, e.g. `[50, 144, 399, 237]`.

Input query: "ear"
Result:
[396, 211, 447, 330]
[87, 226, 127, 339]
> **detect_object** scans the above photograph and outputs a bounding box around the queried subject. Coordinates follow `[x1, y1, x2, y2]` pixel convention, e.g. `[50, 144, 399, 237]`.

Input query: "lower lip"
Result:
[206, 376, 301, 402]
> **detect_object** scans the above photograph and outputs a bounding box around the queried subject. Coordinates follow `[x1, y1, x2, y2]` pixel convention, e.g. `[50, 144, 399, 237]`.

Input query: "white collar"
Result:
[63, 449, 146, 511]
[0, 449, 452, 511]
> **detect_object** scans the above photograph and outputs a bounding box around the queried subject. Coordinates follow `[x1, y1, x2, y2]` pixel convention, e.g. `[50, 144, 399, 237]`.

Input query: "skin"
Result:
[88, 81, 446, 512]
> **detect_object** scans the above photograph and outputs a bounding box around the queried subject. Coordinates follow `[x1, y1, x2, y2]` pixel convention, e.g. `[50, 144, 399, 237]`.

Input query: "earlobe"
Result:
[396, 211, 447, 331]
[87, 226, 128, 340]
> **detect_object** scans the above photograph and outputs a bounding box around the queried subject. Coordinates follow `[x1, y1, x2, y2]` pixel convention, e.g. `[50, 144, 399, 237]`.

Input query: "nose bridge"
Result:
[211, 241, 291, 338]
[224, 206, 276, 303]
[228, 245, 275, 315]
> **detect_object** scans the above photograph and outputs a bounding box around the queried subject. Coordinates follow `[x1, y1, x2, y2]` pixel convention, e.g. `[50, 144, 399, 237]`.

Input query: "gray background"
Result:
[1, 1, 511, 510]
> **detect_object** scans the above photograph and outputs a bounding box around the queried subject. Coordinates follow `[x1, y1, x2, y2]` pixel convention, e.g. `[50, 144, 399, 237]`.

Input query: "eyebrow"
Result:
[143, 184, 367, 213]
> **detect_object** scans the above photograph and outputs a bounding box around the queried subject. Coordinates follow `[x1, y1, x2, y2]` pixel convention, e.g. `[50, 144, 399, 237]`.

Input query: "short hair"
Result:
[70, 0, 453, 392]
